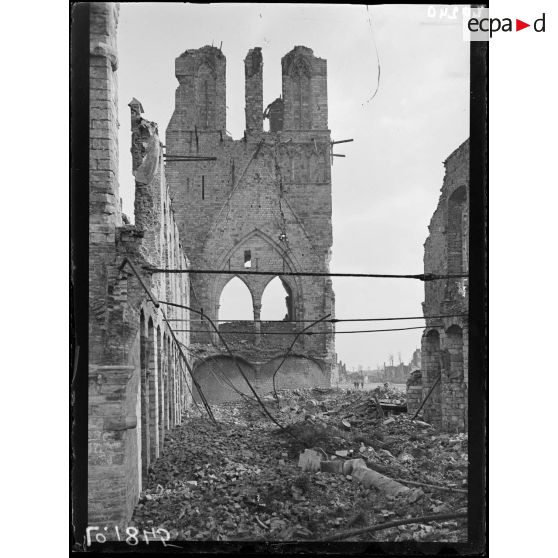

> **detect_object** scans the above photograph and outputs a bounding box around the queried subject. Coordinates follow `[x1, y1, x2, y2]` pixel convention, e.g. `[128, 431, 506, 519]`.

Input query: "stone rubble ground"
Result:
[131, 386, 467, 542]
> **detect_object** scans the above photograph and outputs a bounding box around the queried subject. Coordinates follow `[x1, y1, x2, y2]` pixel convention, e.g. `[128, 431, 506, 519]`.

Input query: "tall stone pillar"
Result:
[244, 47, 263, 133]
[147, 322, 159, 460]
[253, 301, 262, 345]
[157, 332, 165, 452]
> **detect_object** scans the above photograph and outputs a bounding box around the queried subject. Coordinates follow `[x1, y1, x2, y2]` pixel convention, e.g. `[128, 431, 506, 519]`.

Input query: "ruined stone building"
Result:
[165, 44, 336, 402]
[407, 140, 469, 431]
[87, 2, 336, 527]
[89, 3, 192, 525]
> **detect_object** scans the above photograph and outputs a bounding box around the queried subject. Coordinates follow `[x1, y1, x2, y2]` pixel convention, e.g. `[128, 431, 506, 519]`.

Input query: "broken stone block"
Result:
[351, 466, 370, 483]
[342, 458, 367, 475]
[353, 466, 410, 496]
[320, 460, 344, 474]
[298, 449, 323, 472]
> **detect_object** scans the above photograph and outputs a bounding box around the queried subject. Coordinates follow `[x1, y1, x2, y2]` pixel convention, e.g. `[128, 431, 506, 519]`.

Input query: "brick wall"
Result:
[87, 3, 194, 528]
[245, 48, 263, 133]
[409, 139, 469, 431]
[406, 385, 423, 416]
[192, 354, 328, 403]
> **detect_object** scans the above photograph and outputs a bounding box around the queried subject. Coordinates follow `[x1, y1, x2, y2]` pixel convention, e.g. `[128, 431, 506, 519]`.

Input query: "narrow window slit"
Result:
[244, 250, 252, 268]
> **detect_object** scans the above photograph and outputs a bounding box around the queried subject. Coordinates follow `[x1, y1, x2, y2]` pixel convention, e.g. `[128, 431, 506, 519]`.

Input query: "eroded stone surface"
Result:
[408, 140, 469, 432]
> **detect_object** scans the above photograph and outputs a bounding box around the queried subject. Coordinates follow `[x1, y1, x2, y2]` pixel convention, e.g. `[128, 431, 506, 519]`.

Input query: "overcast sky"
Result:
[116, 3, 469, 371]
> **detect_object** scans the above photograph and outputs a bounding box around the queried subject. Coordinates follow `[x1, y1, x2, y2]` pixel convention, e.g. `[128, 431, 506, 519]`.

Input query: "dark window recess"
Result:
[244, 250, 252, 268]
[201, 176, 205, 200]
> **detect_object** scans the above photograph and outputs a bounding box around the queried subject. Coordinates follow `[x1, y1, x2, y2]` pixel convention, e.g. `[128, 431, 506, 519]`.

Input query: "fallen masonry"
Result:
[84, 2, 473, 533]
[129, 387, 467, 542]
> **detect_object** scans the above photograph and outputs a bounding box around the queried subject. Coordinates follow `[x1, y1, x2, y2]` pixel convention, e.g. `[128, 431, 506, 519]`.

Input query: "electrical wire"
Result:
[119, 257, 217, 424]
[170, 325, 444, 335]
[271, 314, 331, 402]
[144, 267, 467, 281]
[179, 342, 257, 403]
[179, 283, 258, 403]
[158, 299, 323, 445]
[167, 313, 468, 323]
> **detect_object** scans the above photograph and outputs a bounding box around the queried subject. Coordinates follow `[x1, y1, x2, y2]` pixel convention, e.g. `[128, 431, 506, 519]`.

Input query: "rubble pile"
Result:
[131, 387, 467, 542]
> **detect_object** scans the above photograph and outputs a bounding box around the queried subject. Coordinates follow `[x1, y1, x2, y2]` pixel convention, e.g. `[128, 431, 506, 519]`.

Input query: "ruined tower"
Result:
[165, 46, 336, 400]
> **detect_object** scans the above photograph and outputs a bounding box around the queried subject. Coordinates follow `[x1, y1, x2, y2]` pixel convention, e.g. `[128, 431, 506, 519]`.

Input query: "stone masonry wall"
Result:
[409, 139, 469, 432]
[165, 45, 336, 396]
[192, 354, 328, 404]
[88, 3, 193, 529]
[245, 47, 263, 133]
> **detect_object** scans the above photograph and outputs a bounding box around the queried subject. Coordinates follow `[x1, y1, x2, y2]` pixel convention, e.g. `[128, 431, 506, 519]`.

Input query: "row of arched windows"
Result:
[138, 309, 187, 487]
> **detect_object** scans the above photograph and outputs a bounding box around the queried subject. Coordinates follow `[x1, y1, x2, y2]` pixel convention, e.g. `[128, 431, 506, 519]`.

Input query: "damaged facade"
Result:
[165, 44, 336, 402]
[87, 2, 336, 526]
[89, 3, 192, 525]
[407, 140, 469, 431]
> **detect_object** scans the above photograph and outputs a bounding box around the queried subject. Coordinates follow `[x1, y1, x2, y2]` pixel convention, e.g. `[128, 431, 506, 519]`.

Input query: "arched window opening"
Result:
[218, 277, 254, 321]
[261, 276, 293, 321]
[445, 325, 464, 381]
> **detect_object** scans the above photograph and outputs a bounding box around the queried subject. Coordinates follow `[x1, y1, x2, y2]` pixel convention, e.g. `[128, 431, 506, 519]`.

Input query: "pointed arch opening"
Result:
[218, 276, 254, 321]
[261, 276, 293, 321]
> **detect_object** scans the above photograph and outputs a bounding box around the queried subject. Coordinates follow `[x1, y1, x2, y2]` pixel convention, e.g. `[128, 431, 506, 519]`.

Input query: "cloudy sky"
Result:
[116, 3, 470, 371]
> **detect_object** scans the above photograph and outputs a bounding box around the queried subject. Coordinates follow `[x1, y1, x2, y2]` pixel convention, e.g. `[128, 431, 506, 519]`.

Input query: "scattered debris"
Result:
[298, 449, 324, 472]
[130, 386, 468, 542]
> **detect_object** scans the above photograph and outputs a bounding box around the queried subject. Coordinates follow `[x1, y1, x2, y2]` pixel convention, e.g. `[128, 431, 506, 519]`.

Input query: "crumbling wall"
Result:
[165, 45, 336, 395]
[406, 370, 423, 416]
[191, 353, 327, 403]
[192, 356, 258, 403]
[410, 139, 469, 432]
[87, 3, 193, 527]
[260, 356, 328, 391]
